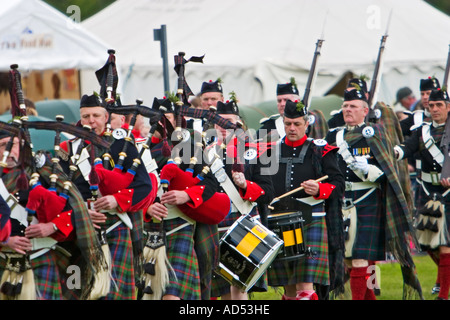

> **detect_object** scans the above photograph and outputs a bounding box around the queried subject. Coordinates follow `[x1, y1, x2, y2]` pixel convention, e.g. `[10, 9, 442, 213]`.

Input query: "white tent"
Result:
[0, 0, 110, 71]
[81, 0, 450, 108]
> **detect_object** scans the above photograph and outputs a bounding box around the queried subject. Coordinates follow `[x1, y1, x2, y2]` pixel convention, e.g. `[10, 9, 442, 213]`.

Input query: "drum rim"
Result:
[267, 211, 302, 219]
[216, 240, 284, 291]
[217, 216, 284, 292]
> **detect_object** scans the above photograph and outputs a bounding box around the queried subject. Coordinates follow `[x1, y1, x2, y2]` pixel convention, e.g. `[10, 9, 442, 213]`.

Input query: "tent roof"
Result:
[83, 0, 449, 71]
[81, 0, 450, 105]
[0, 0, 111, 71]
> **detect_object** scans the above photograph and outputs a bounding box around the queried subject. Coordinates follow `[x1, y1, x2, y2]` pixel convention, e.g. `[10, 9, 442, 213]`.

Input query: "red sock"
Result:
[350, 266, 368, 300]
[364, 287, 376, 300]
[438, 253, 450, 300]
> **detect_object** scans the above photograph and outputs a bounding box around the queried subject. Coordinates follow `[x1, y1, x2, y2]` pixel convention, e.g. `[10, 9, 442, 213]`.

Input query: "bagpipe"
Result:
[95, 49, 119, 170]
[0, 64, 111, 300]
[106, 96, 234, 225]
[3, 64, 110, 226]
[88, 50, 156, 215]
[107, 52, 240, 225]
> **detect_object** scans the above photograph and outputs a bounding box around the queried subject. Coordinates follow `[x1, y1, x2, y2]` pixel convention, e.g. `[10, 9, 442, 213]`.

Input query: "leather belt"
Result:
[345, 181, 379, 191]
[421, 171, 441, 185]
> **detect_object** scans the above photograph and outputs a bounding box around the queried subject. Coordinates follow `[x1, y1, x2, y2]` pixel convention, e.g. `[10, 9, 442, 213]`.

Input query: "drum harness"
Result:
[276, 138, 326, 215]
[275, 138, 327, 259]
[209, 144, 256, 232]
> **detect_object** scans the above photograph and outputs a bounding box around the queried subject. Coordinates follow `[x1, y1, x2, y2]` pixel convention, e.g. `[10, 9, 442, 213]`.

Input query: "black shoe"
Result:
[431, 284, 440, 295]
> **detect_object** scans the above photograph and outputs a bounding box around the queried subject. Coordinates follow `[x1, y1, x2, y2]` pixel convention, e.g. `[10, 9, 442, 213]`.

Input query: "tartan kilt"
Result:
[347, 188, 386, 261]
[194, 222, 219, 300]
[32, 250, 68, 300]
[160, 217, 201, 300]
[267, 213, 329, 287]
[0, 249, 67, 300]
[211, 210, 268, 297]
[102, 214, 136, 300]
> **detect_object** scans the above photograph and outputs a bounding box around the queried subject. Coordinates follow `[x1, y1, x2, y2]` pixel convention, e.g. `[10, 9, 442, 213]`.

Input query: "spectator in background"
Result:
[396, 87, 417, 110]
[25, 98, 38, 116]
[394, 87, 417, 121]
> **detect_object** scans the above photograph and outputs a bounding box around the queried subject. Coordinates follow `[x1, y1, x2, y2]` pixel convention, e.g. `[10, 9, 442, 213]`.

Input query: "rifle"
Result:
[439, 44, 450, 179]
[302, 14, 327, 112]
[443, 44, 450, 90]
[302, 38, 324, 113]
[366, 10, 392, 123]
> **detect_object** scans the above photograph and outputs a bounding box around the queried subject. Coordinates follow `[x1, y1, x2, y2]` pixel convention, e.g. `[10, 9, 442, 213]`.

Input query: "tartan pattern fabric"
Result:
[194, 223, 220, 300]
[102, 215, 136, 300]
[217, 208, 258, 230]
[2, 163, 105, 299]
[376, 103, 415, 215]
[347, 188, 386, 261]
[340, 122, 423, 299]
[0, 250, 68, 300]
[31, 251, 66, 300]
[178, 106, 238, 131]
[218, 211, 243, 229]
[343, 124, 416, 265]
[128, 211, 144, 285]
[267, 214, 329, 287]
[308, 109, 329, 140]
[149, 218, 201, 300]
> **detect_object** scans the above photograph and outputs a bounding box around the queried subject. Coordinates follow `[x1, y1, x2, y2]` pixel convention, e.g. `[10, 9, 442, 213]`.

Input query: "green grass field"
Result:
[248, 254, 440, 300]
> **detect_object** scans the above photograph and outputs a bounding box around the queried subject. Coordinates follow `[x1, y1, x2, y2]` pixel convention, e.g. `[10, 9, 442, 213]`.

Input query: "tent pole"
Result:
[154, 24, 170, 95]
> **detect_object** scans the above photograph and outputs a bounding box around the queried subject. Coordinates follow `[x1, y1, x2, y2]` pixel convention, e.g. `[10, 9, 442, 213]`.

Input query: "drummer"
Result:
[210, 96, 274, 300]
[267, 99, 344, 300]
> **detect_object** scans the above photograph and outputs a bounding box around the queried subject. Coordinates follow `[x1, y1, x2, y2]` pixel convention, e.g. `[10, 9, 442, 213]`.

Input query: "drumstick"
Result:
[268, 175, 329, 210]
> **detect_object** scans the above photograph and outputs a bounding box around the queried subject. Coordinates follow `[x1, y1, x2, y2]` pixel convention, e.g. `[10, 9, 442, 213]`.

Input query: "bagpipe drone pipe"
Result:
[90, 49, 158, 214]
[0, 64, 112, 300]
[95, 49, 119, 170]
[107, 97, 238, 225]
[0, 119, 111, 242]
[4, 64, 111, 230]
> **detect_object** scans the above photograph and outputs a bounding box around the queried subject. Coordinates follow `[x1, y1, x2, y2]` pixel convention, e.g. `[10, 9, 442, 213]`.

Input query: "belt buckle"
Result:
[342, 198, 354, 210]
[345, 181, 353, 191]
[430, 171, 440, 186]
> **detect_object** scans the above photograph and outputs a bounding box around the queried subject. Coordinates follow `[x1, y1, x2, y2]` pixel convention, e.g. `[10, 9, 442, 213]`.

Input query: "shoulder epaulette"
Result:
[259, 117, 269, 124]
[328, 126, 345, 133]
[313, 139, 327, 147]
[259, 114, 279, 124]
[330, 109, 342, 116]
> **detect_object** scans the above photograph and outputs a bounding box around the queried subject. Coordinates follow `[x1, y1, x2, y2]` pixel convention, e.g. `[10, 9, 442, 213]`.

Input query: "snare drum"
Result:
[267, 211, 306, 262]
[215, 214, 283, 292]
